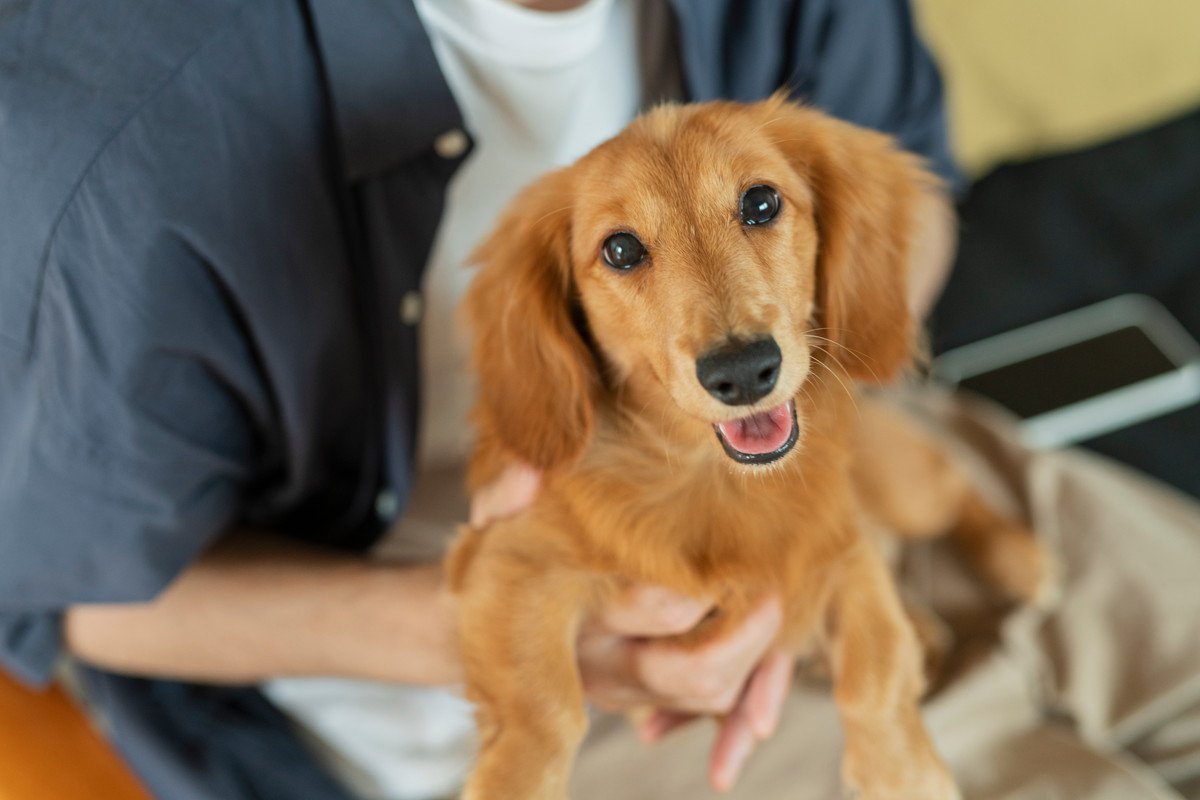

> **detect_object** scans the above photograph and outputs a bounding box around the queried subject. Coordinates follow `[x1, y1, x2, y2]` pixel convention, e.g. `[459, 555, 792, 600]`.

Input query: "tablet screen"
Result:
[957, 326, 1178, 419]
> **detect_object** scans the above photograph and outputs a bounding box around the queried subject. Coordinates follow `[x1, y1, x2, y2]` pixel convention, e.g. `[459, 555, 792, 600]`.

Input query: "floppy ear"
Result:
[763, 98, 943, 383]
[463, 168, 596, 472]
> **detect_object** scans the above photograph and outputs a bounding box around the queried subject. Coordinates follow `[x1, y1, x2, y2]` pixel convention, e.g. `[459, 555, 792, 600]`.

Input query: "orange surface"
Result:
[0, 670, 150, 800]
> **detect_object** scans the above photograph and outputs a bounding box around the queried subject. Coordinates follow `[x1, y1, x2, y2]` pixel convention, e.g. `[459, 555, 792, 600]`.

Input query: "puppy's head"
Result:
[465, 96, 940, 471]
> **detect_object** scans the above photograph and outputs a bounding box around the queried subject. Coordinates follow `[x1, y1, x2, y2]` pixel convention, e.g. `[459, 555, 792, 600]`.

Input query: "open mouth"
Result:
[712, 400, 799, 465]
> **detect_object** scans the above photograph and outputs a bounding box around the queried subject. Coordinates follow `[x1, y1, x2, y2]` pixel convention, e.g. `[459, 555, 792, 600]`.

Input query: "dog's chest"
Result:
[552, 439, 855, 587]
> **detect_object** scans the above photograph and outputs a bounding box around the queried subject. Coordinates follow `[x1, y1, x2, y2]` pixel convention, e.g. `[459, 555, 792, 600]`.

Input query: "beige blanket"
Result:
[571, 388, 1200, 800]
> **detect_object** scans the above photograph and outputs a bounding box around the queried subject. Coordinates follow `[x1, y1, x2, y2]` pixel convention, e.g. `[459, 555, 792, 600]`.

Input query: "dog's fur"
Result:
[448, 96, 1049, 800]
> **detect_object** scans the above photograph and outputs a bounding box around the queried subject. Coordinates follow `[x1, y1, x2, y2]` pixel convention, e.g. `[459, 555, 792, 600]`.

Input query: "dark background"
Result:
[931, 106, 1200, 498]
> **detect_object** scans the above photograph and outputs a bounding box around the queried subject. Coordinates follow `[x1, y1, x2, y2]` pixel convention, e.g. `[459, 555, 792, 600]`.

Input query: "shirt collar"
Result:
[306, 0, 466, 181]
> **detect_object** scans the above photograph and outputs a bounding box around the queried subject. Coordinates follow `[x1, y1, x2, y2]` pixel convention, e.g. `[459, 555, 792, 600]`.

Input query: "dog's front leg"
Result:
[827, 541, 960, 800]
[455, 533, 589, 800]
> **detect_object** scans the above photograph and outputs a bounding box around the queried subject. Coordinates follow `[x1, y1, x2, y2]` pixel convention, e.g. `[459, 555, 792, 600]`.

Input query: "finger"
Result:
[468, 462, 541, 527]
[709, 702, 757, 792]
[576, 625, 650, 711]
[637, 708, 697, 743]
[637, 597, 781, 710]
[646, 652, 791, 756]
[600, 584, 713, 638]
[742, 649, 794, 739]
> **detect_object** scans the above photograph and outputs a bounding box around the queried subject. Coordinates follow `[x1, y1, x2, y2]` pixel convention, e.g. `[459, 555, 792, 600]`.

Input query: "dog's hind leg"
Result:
[852, 399, 1055, 607]
[947, 491, 1058, 608]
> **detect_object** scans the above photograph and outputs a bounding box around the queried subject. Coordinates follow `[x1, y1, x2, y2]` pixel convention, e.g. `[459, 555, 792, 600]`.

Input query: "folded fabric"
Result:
[571, 386, 1200, 800]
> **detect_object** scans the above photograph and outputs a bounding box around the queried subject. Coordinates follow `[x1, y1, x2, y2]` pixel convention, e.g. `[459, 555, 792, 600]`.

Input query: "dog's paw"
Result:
[843, 749, 959, 800]
[965, 520, 1059, 610]
[901, 593, 955, 691]
[1026, 541, 1063, 612]
[998, 527, 1060, 611]
[843, 772, 959, 800]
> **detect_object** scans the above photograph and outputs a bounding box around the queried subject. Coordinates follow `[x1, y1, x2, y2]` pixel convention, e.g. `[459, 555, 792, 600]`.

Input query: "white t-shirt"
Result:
[415, 0, 640, 473]
[263, 1, 675, 798]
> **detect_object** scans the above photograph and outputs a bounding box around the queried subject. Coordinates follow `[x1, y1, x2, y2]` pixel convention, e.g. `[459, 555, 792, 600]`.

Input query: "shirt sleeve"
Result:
[797, 0, 963, 193]
[0, 208, 263, 685]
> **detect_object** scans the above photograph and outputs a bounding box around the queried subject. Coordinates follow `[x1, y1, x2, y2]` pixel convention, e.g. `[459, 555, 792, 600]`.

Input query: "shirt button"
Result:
[399, 291, 423, 325]
[433, 128, 469, 159]
[375, 488, 400, 521]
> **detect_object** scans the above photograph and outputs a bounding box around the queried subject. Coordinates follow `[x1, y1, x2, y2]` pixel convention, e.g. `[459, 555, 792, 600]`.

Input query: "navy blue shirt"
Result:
[0, 1, 957, 796]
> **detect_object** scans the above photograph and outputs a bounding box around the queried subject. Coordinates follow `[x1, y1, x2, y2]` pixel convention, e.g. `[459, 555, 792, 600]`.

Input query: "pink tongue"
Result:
[716, 402, 793, 455]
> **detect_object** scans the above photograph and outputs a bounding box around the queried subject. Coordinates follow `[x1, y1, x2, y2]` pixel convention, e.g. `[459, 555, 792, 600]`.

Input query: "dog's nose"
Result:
[695, 338, 782, 406]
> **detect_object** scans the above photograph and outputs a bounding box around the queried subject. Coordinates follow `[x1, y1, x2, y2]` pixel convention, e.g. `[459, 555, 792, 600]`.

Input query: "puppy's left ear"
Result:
[463, 168, 596, 472]
[762, 97, 945, 383]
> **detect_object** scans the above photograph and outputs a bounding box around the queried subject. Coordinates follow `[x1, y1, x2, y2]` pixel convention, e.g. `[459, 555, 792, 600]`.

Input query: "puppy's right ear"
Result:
[464, 168, 596, 471]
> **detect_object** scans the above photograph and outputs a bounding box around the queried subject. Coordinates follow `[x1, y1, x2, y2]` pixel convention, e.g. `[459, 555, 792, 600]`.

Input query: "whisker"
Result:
[809, 345, 860, 420]
[804, 329, 882, 385]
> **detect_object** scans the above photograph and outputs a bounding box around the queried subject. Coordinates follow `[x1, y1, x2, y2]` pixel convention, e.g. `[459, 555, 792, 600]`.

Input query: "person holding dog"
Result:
[0, 1, 958, 797]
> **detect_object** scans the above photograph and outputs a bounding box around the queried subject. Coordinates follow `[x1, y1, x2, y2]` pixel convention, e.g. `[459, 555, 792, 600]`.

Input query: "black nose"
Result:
[695, 338, 782, 406]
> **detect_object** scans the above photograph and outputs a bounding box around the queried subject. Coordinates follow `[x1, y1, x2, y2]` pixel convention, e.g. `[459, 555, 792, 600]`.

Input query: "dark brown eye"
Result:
[739, 184, 781, 226]
[601, 232, 647, 270]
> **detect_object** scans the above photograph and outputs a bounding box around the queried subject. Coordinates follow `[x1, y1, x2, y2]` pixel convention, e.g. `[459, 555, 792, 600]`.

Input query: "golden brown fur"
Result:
[448, 96, 1049, 800]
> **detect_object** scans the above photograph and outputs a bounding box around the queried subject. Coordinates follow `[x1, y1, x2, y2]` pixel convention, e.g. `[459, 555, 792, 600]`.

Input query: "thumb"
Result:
[469, 462, 542, 527]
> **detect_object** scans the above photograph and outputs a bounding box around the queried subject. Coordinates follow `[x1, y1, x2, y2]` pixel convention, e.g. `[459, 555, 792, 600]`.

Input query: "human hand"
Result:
[468, 461, 542, 527]
[467, 466, 794, 790]
[578, 589, 794, 791]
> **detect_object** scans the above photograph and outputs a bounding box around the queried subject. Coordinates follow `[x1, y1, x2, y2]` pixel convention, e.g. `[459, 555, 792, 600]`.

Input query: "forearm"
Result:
[63, 532, 460, 686]
[907, 189, 958, 320]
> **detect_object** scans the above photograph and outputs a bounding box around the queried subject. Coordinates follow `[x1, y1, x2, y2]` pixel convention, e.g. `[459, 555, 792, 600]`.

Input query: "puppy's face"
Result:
[466, 98, 928, 471]
[568, 108, 821, 465]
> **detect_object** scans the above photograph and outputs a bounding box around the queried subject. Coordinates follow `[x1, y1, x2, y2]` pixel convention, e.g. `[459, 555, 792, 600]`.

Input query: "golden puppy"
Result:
[449, 95, 1048, 800]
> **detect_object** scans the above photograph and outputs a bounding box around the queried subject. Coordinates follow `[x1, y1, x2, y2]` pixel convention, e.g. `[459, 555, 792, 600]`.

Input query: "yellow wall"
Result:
[914, 0, 1200, 177]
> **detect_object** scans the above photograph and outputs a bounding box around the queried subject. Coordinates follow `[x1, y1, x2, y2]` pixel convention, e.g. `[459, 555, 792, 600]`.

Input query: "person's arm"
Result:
[796, 0, 961, 321]
[66, 463, 790, 791]
[64, 532, 459, 686]
[908, 189, 958, 320]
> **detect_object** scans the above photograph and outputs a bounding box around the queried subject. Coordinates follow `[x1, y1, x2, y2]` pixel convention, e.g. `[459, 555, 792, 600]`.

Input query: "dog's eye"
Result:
[739, 184, 781, 226]
[601, 232, 647, 270]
